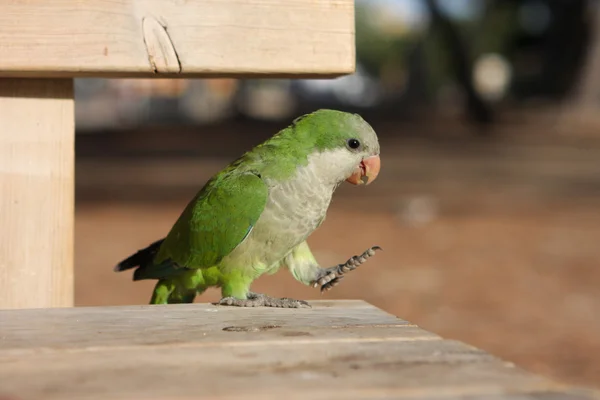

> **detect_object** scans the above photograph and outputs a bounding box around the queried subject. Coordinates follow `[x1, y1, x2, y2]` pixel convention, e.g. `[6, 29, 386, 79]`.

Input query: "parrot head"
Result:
[291, 109, 381, 187]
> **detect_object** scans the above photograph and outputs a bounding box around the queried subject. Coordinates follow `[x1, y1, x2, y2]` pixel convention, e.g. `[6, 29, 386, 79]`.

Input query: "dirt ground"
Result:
[74, 119, 600, 389]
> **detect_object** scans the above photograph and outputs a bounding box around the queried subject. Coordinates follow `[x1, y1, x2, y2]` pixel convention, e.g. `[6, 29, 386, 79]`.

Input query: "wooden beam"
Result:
[0, 0, 355, 78]
[0, 301, 597, 400]
[0, 79, 74, 309]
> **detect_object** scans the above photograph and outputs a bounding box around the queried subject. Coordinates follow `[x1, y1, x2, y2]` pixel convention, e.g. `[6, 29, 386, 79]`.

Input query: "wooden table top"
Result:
[0, 300, 597, 400]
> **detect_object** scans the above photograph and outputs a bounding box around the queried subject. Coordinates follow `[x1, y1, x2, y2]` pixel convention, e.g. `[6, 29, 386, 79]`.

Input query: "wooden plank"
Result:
[0, 0, 355, 78]
[0, 341, 563, 400]
[0, 301, 598, 400]
[0, 79, 74, 309]
[0, 301, 437, 352]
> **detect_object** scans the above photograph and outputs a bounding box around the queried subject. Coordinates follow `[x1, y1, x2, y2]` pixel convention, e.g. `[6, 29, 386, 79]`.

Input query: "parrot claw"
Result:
[215, 292, 311, 308]
[311, 246, 382, 293]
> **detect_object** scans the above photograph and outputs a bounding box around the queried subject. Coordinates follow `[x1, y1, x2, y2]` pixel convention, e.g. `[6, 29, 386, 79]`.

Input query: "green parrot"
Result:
[114, 109, 382, 307]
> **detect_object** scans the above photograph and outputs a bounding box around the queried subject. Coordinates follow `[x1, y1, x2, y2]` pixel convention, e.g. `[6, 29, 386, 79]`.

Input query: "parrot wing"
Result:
[133, 172, 268, 280]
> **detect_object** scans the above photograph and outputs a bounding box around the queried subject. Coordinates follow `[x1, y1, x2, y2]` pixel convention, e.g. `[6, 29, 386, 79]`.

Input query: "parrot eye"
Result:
[347, 138, 361, 150]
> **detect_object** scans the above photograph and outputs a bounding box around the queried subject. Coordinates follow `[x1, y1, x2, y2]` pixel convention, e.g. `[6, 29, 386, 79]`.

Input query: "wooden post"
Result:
[0, 79, 74, 309]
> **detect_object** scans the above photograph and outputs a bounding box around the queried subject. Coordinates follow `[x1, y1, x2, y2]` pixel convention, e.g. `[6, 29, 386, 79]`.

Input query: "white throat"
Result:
[299, 148, 358, 189]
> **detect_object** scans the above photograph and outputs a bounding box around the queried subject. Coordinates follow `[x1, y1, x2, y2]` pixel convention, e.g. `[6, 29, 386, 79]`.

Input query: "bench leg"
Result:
[0, 79, 74, 309]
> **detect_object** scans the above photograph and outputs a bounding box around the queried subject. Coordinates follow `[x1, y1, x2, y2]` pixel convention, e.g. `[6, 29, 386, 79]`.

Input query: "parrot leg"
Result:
[150, 280, 175, 304]
[216, 292, 311, 308]
[311, 246, 382, 293]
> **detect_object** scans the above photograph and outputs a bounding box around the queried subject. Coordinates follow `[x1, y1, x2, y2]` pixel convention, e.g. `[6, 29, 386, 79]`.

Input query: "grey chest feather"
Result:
[251, 164, 335, 260]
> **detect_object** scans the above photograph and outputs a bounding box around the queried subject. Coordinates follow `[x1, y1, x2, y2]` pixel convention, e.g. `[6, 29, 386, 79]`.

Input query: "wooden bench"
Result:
[1, 300, 598, 399]
[0, 0, 354, 309]
[1, 2, 598, 399]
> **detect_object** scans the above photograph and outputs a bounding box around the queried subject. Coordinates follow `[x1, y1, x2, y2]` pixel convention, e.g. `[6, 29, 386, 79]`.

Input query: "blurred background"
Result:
[75, 0, 600, 389]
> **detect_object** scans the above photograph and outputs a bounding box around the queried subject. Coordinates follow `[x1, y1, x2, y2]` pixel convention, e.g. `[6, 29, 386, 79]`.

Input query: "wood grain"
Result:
[0, 0, 355, 78]
[1, 301, 597, 400]
[0, 79, 74, 309]
[0, 300, 433, 352]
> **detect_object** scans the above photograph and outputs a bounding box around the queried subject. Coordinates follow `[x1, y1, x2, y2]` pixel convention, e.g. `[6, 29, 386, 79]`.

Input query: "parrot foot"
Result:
[311, 246, 382, 293]
[216, 292, 311, 308]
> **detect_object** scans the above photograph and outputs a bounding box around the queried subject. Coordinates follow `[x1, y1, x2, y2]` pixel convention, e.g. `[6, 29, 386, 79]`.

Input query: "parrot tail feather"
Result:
[114, 238, 165, 272]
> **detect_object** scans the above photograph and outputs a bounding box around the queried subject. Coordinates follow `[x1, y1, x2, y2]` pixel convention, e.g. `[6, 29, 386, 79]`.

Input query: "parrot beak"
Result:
[346, 155, 381, 185]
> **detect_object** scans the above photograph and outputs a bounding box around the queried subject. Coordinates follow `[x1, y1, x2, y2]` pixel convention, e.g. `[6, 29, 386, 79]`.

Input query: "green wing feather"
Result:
[134, 172, 268, 280]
